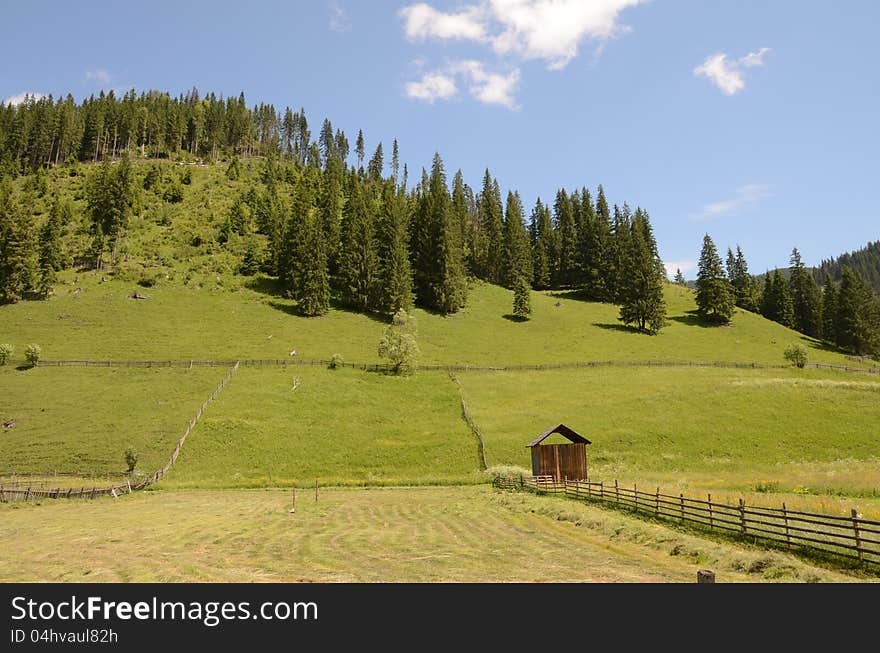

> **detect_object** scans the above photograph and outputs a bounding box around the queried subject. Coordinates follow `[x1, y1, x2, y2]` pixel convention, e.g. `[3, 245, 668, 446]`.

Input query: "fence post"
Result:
[315, 480, 319, 502]
[655, 487, 660, 517]
[599, 481, 604, 500]
[680, 493, 685, 521]
[782, 502, 791, 548]
[519, 474, 524, 489]
[586, 479, 591, 498]
[633, 483, 637, 510]
[852, 508, 863, 564]
[708, 494, 713, 529]
[739, 498, 747, 534]
[25, 487, 31, 502]
[615, 480, 619, 504]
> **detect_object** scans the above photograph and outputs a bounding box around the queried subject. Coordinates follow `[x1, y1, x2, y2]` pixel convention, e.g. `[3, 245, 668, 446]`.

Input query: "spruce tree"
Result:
[477, 170, 504, 284]
[618, 209, 667, 334]
[512, 274, 531, 319]
[595, 184, 615, 301]
[821, 280, 838, 344]
[502, 191, 532, 289]
[730, 246, 758, 311]
[36, 196, 68, 297]
[339, 172, 379, 311]
[554, 189, 578, 287]
[836, 266, 880, 356]
[355, 129, 365, 170]
[529, 198, 553, 290]
[789, 247, 822, 337]
[761, 269, 795, 328]
[673, 269, 686, 286]
[318, 157, 343, 276]
[451, 171, 472, 276]
[0, 183, 36, 303]
[605, 204, 633, 303]
[695, 234, 734, 323]
[377, 183, 413, 313]
[428, 153, 467, 313]
[367, 143, 384, 182]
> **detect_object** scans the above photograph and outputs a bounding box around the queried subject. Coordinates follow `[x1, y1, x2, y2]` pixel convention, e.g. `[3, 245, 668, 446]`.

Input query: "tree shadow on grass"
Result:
[668, 310, 717, 329]
[592, 322, 642, 335]
[502, 314, 530, 323]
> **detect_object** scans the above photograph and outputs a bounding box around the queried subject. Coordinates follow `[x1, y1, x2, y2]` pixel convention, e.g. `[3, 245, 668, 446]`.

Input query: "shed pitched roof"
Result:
[526, 423, 592, 448]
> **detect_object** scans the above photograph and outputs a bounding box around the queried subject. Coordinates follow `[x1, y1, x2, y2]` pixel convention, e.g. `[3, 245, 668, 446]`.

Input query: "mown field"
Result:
[0, 486, 862, 583]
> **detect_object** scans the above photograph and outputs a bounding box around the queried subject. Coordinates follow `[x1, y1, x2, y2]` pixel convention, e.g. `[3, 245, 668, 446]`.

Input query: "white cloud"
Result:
[691, 184, 772, 221]
[663, 260, 697, 280]
[329, 2, 351, 33]
[399, 0, 644, 70]
[452, 60, 520, 109]
[4, 92, 46, 105]
[405, 72, 459, 103]
[694, 48, 771, 95]
[401, 3, 488, 41]
[85, 69, 112, 84]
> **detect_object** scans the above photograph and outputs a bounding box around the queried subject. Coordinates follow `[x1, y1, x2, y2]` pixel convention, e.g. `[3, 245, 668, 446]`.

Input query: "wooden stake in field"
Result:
[315, 479, 318, 502]
[289, 488, 296, 514]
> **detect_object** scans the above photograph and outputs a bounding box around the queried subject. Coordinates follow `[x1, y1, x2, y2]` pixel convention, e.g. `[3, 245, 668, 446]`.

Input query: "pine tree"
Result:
[530, 198, 553, 290]
[280, 176, 329, 316]
[605, 204, 632, 303]
[502, 191, 532, 289]
[512, 274, 531, 319]
[730, 246, 759, 311]
[318, 157, 343, 276]
[789, 247, 822, 337]
[391, 139, 400, 184]
[554, 189, 578, 287]
[695, 234, 734, 324]
[821, 280, 838, 344]
[618, 209, 667, 334]
[367, 143, 384, 182]
[576, 186, 604, 298]
[451, 171, 472, 277]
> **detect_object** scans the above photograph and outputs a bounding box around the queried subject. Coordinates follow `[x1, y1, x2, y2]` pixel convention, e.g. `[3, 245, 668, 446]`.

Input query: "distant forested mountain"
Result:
[814, 241, 880, 295]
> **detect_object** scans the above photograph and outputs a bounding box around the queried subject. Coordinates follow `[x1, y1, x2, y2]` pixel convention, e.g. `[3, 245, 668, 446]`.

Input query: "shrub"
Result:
[180, 168, 193, 185]
[24, 344, 41, 367]
[378, 309, 420, 376]
[163, 181, 184, 203]
[124, 446, 139, 473]
[783, 344, 808, 368]
[328, 353, 344, 370]
[0, 344, 13, 366]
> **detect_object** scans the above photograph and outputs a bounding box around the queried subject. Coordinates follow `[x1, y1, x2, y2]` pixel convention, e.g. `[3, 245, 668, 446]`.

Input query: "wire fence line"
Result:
[30, 357, 880, 375]
[494, 476, 880, 569]
[0, 362, 240, 503]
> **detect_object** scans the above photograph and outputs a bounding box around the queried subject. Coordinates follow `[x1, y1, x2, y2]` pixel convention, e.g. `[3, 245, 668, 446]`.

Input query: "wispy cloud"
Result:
[694, 48, 771, 96]
[329, 2, 351, 33]
[691, 184, 772, 221]
[85, 68, 112, 85]
[663, 260, 697, 280]
[3, 92, 46, 106]
[405, 72, 459, 103]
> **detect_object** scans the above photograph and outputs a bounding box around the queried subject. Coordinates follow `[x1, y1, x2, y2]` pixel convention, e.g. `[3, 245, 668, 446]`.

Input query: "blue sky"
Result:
[2, 1, 878, 277]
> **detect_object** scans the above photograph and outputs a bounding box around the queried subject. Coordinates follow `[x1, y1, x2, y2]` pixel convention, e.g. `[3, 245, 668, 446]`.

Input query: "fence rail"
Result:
[0, 362, 240, 503]
[494, 476, 880, 568]
[30, 357, 880, 375]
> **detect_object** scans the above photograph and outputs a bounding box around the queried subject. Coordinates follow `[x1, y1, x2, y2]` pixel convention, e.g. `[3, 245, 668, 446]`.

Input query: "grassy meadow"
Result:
[166, 367, 480, 488]
[1, 273, 873, 368]
[0, 486, 862, 583]
[0, 366, 223, 478]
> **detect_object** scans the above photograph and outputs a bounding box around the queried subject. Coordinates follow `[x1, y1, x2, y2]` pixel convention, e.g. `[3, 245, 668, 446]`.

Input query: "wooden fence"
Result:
[495, 476, 880, 568]
[31, 357, 880, 375]
[0, 362, 240, 503]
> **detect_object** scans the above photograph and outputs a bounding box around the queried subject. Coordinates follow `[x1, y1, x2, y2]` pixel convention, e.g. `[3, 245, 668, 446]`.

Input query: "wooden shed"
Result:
[526, 424, 591, 481]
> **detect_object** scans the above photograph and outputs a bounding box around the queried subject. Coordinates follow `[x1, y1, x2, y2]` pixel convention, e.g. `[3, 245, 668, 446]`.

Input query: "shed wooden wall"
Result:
[530, 443, 587, 481]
